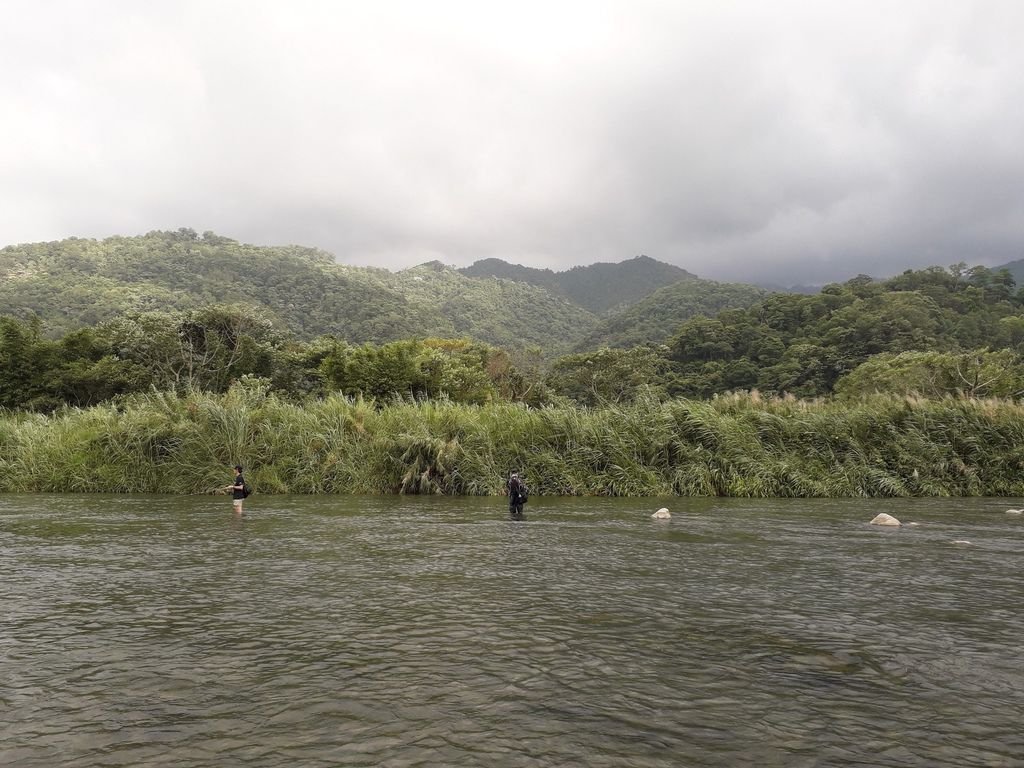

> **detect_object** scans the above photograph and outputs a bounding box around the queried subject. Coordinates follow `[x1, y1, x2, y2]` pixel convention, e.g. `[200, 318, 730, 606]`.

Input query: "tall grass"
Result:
[3, 385, 1024, 497]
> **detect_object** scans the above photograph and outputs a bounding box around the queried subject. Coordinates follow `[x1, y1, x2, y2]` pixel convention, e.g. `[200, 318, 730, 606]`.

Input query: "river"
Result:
[1, 494, 1021, 767]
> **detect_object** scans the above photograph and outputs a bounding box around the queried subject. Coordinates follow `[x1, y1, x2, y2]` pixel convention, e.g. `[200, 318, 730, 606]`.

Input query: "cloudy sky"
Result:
[2, 0, 1022, 284]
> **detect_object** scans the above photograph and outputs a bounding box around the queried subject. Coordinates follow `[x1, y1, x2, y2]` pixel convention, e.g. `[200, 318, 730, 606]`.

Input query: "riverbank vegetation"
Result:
[5, 251, 1024, 497]
[2, 385, 1024, 497]
[4, 263, 1024, 412]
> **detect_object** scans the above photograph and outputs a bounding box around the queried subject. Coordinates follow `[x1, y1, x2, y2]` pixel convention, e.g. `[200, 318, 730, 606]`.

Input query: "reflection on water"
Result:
[1, 494, 1022, 767]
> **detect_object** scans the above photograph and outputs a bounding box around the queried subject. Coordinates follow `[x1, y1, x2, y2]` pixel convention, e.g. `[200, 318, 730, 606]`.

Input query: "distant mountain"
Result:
[1, 231, 783, 354]
[392, 262, 597, 352]
[992, 258, 1024, 286]
[575, 278, 771, 350]
[457, 258, 562, 293]
[0, 230, 442, 341]
[0, 230, 596, 351]
[459, 254, 695, 314]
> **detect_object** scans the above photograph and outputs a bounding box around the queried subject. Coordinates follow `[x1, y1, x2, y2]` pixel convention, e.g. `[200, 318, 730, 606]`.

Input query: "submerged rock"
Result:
[1006, 509, 1023, 515]
[869, 513, 901, 526]
[651, 508, 671, 519]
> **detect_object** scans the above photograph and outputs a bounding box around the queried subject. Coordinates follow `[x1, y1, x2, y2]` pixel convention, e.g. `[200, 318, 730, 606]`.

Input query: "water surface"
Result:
[2, 494, 1022, 767]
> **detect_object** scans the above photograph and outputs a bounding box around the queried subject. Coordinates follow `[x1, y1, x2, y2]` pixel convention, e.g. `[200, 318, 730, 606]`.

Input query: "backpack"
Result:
[242, 482, 252, 499]
[519, 483, 528, 504]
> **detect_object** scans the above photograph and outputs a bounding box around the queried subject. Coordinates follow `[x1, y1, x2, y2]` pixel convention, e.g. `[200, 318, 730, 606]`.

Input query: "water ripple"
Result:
[1, 494, 1022, 767]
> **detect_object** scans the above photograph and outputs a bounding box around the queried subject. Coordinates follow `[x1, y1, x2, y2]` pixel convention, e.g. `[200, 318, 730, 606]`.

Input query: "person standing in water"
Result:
[226, 465, 246, 515]
[507, 472, 527, 519]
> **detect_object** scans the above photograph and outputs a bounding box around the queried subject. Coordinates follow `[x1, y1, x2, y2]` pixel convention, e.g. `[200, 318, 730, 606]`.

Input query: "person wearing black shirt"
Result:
[507, 472, 527, 519]
[226, 465, 246, 516]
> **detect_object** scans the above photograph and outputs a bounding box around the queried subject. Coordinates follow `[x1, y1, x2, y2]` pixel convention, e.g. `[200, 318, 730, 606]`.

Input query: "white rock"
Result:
[1006, 509, 1023, 515]
[869, 513, 901, 526]
[952, 540, 972, 545]
[651, 508, 671, 519]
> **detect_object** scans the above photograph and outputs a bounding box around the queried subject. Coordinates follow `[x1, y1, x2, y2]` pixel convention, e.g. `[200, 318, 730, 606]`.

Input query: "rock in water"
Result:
[651, 508, 671, 519]
[869, 513, 901, 526]
[1006, 509, 1023, 515]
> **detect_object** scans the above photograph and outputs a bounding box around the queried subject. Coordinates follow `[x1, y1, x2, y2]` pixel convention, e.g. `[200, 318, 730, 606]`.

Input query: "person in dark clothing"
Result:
[507, 472, 527, 519]
[226, 464, 246, 516]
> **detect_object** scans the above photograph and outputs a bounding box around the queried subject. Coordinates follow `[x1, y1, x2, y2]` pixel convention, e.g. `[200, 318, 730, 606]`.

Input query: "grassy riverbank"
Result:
[2, 384, 1023, 497]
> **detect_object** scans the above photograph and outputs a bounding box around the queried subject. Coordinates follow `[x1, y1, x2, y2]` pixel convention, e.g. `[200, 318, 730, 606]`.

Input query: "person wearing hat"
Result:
[507, 471, 527, 519]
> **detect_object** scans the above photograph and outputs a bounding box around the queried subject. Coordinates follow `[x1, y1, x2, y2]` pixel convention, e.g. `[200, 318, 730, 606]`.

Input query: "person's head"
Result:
[234, 465, 243, 474]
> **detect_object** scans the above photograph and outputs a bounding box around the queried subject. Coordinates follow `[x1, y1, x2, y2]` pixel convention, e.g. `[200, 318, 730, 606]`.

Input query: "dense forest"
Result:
[665, 265, 1024, 398]
[1, 230, 749, 351]
[4, 231, 1024, 497]
[2, 258, 1023, 412]
[574, 278, 770, 349]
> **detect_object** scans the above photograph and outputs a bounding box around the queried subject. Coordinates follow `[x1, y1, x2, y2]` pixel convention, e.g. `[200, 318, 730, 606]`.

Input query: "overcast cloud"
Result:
[2, 0, 1022, 284]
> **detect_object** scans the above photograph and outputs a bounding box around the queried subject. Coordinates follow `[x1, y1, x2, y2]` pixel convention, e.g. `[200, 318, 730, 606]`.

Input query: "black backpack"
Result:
[242, 482, 252, 499]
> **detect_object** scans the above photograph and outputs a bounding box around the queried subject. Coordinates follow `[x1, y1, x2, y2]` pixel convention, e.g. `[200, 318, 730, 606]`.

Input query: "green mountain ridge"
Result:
[457, 258, 563, 293]
[458, 254, 696, 314]
[4, 236, 1024, 412]
[1, 230, 775, 353]
[993, 257, 1024, 287]
[575, 279, 772, 350]
[392, 261, 598, 352]
[0, 231, 602, 351]
[0, 231, 441, 341]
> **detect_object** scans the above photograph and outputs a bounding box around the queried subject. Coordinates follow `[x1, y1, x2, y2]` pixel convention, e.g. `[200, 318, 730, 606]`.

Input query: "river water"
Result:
[1, 494, 1021, 767]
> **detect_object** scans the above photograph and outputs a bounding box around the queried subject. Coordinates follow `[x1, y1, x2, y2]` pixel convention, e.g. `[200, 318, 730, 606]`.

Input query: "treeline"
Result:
[0, 306, 546, 411]
[3, 263, 1024, 413]
[2, 386, 1023, 497]
[663, 263, 1024, 398]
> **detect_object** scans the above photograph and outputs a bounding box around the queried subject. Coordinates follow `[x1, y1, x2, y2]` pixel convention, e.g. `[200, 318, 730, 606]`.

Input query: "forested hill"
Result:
[663, 265, 1024, 398]
[0, 230, 437, 340]
[0, 230, 595, 350]
[388, 261, 598, 352]
[0, 230, 773, 353]
[456, 258, 563, 294]
[4, 254, 1024, 413]
[994, 257, 1024, 288]
[575, 279, 771, 349]
[458, 254, 696, 314]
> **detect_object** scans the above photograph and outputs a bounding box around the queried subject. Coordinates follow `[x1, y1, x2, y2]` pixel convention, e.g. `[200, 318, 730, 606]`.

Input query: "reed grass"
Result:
[3, 386, 1024, 497]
